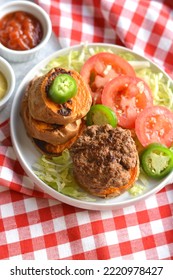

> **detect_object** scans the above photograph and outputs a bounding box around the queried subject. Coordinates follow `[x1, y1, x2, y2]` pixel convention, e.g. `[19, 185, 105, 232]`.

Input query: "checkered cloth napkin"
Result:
[0, 0, 173, 260]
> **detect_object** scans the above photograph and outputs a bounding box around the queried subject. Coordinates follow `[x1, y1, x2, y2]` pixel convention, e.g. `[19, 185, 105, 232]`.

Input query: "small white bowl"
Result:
[0, 1, 52, 62]
[0, 56, 15, 111]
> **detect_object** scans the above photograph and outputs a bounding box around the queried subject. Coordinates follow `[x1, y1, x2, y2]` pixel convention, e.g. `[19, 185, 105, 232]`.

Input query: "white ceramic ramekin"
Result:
[0, 1, 52, 62]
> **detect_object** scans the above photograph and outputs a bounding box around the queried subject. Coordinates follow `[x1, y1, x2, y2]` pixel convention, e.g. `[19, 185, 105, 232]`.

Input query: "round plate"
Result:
[10, 43, 173, 210]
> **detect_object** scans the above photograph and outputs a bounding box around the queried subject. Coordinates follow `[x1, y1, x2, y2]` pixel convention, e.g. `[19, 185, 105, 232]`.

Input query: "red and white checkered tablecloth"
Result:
[0, 0, 173, 260]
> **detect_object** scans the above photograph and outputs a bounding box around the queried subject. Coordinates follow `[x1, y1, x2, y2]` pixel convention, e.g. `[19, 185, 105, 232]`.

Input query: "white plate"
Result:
[10, 43, 173, 211]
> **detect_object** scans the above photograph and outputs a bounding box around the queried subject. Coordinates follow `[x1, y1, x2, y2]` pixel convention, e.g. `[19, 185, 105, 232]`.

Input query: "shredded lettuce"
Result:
[128, 167, 148, 196]
[138, 168, 149, 187]
[170, 146, 173, 153]
[128, 184, 145, 196]
[118, 52, 136, 61]
[33, 150, 95, 201]
[136, 68, 173, 110]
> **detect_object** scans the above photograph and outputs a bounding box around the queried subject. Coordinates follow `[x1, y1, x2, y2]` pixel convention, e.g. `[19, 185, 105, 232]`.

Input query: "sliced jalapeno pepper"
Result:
[86, 104, 118, 127]
[140, 143, 173, 179]
[48, 74, 77, 104]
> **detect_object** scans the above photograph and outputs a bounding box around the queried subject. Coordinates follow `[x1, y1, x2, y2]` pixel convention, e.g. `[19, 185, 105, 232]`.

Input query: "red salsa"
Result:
[0, 11, 43, 51]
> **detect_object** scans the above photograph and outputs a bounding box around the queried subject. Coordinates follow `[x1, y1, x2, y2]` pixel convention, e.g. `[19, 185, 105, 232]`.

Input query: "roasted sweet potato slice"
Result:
[33, 121, 85, 156]
[21, 94, 82, 145]
[28, 67, 92, 125]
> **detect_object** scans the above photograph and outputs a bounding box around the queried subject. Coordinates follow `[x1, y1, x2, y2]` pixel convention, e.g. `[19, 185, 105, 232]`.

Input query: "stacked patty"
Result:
[21, 67, 92, 155]
[70, 125, 139, 197]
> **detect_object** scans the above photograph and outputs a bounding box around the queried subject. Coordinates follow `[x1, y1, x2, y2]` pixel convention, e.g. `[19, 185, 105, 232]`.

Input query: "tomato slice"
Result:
[101, 75, 153, 129]
[80, 52, 136, 104]
[135, 106, 173, 147]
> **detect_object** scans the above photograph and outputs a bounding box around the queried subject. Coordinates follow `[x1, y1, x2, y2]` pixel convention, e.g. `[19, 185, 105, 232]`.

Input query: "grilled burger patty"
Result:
[70, 124, 139, 198]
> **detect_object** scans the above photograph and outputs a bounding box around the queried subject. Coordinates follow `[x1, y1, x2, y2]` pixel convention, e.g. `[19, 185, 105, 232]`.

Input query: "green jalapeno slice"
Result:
[140, 143, 173, 179]
[48, 74, 77, 104]
[86, 104, 118, 127]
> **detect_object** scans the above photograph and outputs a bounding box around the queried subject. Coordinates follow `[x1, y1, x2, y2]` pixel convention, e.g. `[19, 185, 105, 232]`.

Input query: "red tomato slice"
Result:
[101, 75, 153, 129]
[135, 106, 173, 147]
[80, 52, 136, 104]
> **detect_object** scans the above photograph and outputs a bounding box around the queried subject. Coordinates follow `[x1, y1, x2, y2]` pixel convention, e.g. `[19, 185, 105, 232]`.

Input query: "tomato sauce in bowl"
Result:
[0, 11, 43, 51]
